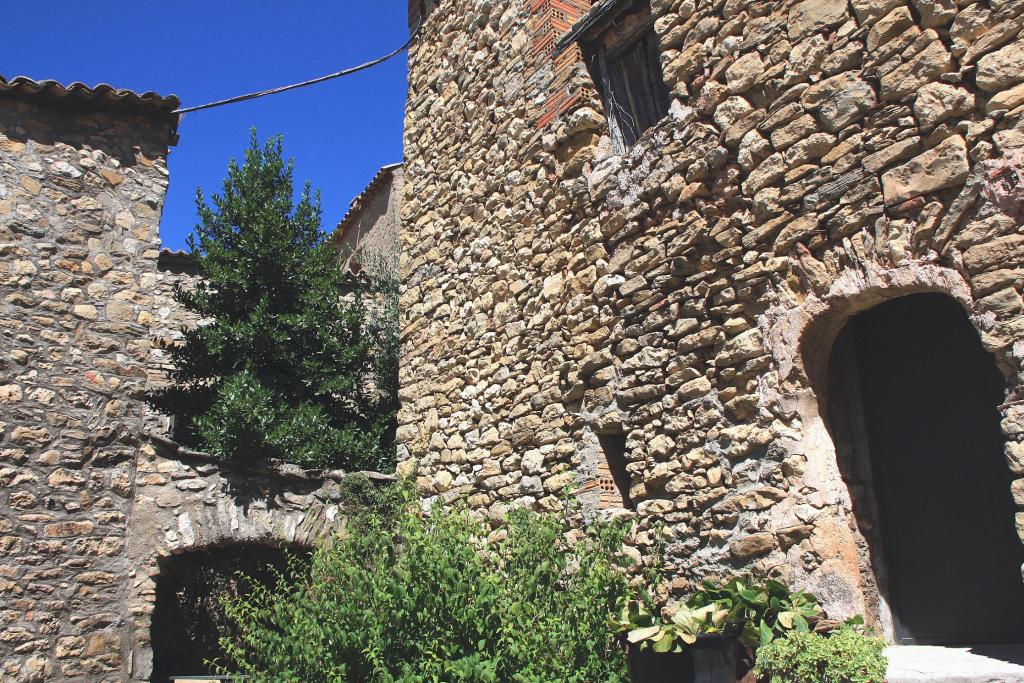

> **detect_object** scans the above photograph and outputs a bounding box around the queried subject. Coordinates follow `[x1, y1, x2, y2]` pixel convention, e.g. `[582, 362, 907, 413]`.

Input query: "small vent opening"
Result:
[597, 434, 633, 510]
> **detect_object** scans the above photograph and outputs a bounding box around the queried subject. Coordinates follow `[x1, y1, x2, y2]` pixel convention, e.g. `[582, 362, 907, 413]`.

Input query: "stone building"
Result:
[0, 76, 179, 681]
[0, 77, 353, 682]
[398, 0, 1024, 648]
[333, 162, 404, 270]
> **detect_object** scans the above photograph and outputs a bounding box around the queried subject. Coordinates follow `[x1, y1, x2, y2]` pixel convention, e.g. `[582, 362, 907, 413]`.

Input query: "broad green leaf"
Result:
[627, 625, 661, 643]
[652, 631, 675, 653]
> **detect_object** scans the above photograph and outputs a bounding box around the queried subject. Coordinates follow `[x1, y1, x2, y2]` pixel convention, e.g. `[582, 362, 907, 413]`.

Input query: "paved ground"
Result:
[887, 645, 1024, 683]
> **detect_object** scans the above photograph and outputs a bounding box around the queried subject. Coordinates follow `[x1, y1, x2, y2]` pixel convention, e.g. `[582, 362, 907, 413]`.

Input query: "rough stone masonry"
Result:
[0, 81, 353, 682]
[0, 83, 178, 681]
[398, 0, 1024, 637]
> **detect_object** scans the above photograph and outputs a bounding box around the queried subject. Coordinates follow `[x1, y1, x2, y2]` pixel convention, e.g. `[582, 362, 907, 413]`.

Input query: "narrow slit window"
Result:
[597, 434, 634, 510]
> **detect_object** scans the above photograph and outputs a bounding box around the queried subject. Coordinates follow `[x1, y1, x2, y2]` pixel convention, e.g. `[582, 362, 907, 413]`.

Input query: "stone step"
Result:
[887, 645, 1024, 683]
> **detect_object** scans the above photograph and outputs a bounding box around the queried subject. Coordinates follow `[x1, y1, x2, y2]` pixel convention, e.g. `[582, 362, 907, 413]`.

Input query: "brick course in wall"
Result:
[529, 0, 594, 128]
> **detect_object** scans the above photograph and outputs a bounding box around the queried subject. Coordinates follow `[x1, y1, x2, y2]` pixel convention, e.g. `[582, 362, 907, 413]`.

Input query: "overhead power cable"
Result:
[173, 24, 421, 115]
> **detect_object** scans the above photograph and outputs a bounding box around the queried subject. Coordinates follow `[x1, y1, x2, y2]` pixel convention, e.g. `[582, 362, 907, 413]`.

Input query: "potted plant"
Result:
[612, 600, 738, 683]
[690, 577, 824, 680]
[612, 577, 826, 683]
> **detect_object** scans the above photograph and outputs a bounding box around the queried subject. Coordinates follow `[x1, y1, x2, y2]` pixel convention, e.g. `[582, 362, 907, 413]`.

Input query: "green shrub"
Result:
[753, 627, 888, 683]
[215, 495, 631, 682]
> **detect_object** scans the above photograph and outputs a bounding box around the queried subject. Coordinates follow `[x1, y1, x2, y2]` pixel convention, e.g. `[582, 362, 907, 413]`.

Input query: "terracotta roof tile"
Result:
[0, 74, 180, 118]
[157, 249, 199, 274]
[332, 163, 403, 244]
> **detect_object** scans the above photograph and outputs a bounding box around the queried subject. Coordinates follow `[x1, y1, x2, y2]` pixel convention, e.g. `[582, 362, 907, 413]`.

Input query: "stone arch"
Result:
[765, 261, 990, 394]
[761, 260, 1024, 641]
[125, 449, 348, 681]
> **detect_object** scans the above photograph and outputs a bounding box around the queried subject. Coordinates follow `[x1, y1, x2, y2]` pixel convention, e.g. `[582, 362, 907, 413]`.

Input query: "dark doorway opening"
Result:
[825, 293, 1024, 644]
[150, 544, 310, 682]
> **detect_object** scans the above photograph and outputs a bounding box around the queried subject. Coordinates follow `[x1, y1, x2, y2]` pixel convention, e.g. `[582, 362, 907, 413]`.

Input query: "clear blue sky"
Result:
[4, 2, 409, 250]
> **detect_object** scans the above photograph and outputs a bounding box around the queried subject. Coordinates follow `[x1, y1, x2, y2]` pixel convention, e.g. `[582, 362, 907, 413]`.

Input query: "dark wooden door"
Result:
[849, 294, 1024, 644]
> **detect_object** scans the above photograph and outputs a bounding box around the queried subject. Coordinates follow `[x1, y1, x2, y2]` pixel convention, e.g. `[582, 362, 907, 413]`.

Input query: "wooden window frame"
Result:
[582, 9, 670, 153]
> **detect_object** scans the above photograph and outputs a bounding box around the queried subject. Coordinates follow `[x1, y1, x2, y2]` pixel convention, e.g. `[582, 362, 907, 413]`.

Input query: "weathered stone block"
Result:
[986, 83, 1024, 113]
[742, 153, 786, 195]
[715, 328, 765, 366]
[802, 73, 877, 132]
[881, 135, 969, 206]
[976, 40, 1024, 92]
[42, 521, 94, 538]
[913, 82, 975, 128]
[1007, 442, 1024, 475]
[963, 234, 1024, 274]
[10, 426, 51, 447]
[713, 487, 786, 513]
[867, 7, 915, 53]
[726, 52, 765, 94]
[770, 114, 817, 151]
[850, 0, 902, 24]
[730, 532, 777, 560]
[788, 0, 848, 40]
[913, 0, 957, 28]
[862, 137, 921, 173]
[879, 40, 954, 102]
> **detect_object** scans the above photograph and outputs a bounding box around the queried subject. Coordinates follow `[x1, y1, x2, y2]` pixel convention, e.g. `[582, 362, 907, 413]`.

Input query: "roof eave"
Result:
[332, 163, 404, 246]
[0, 75, 181, 126]
[554, 0, 634, 55]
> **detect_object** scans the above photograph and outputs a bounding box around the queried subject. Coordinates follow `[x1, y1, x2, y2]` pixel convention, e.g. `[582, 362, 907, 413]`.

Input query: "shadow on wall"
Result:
[0, 108, 171, 168]
[150, 543, 311, 683]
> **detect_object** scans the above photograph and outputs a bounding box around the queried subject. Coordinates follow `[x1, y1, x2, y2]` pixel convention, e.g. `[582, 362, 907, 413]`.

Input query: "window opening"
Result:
[597, 434, 634, 509]
[581, 1, 670, 152]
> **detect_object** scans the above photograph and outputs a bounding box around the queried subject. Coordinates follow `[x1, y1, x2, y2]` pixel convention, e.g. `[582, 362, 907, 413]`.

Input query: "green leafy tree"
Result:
[149, 132, 396, 471]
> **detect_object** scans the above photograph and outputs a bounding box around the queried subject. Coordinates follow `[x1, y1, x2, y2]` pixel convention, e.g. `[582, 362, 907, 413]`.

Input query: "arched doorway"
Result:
[825, 293, 1024, 644]
[150, 544, 309, 682]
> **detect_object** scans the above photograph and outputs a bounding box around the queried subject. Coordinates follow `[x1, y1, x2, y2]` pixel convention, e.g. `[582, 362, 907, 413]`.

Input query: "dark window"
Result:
[602, 30, 670, 149]
[585, 8, 670, 153]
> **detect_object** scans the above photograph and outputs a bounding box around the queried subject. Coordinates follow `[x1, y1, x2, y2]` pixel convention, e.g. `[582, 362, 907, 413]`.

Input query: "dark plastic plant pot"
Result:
[627, 634, 738, 683]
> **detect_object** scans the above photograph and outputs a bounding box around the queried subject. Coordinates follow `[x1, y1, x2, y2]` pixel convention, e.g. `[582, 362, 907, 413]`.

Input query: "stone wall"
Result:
[0, 93, 176, 681]
[335, 164, 404, 271]
[0, 88, 362, 682]
[124, 437, 364, 681]
[399, 0, 1024, 633]
[127, 194, 370, 683]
